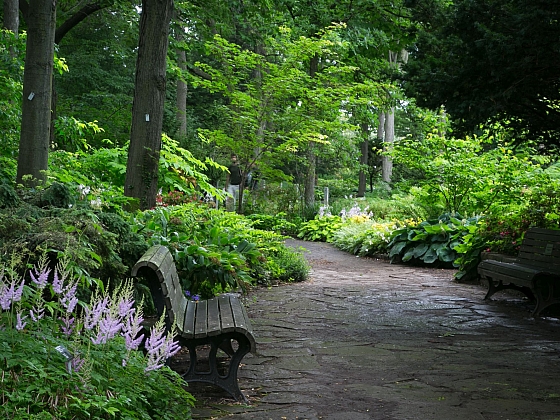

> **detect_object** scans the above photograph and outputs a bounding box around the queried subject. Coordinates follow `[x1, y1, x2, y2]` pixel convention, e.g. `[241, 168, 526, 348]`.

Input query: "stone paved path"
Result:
[192, 240, 560, 420]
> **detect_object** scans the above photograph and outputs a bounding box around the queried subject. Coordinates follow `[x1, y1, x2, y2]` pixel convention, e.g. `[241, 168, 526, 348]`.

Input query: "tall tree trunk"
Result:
[382, 50, 399, 185]
[16, 0, 56, 187]
[382, 107, 394, 183]
[124, 0, 174, 210]
[3, 0, 19, 33]
[377, 112, 385, 142]
[357, 122, 369, 197]
[375, 112, 385, 190]
[304, 144, 316, 207]
[175, 41, 188, 137]
[304, 54, 319, 208]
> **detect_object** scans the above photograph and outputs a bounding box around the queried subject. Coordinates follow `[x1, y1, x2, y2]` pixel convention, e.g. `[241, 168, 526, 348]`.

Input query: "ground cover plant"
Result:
[130, 203, 309, 298]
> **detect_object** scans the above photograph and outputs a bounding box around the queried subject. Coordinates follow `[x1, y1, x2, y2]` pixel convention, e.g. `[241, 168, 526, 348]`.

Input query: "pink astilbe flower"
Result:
[30, 307, 45, 322]
[117, 296, 135, 319]
[30, 265, 50, 289]
[145, 314, 181, 372]
[71, 355, 85, 373]
[0, 282, 13, 310]
[60, 315, 75, 336]
[60, 279, 79, 314]
[123, 307, 145, 351]
[0, 278, 24, 310]
[53, 261, 68, 295]
[84, 296, 109, 330]
[16, 311, 27, 331]
[91, 312, 123, 345]
[12, 279, 25, 302]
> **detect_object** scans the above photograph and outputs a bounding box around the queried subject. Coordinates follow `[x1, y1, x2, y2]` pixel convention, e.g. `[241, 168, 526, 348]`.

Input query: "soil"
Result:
[187, 239, 560, 420]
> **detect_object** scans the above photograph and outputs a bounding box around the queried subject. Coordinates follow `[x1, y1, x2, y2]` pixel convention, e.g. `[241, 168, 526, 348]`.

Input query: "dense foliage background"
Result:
[1, 0, 559, 418]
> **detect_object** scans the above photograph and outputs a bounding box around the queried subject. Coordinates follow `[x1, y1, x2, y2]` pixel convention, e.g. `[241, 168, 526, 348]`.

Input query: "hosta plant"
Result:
[388, 213, 482, 267]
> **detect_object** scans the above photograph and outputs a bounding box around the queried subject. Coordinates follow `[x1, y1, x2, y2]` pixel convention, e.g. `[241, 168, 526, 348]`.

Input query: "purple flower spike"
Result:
[60, 316, 75, 336]
[84, 296, 109, 330]
[91, 313, 123, 345]
[30, 267, 50, 289]
[13, 279, 25, 303]
[0, 280, 19, 310]
[16, 312, 27, 331]
[123, 308, 145, 351]
[118, 297, 134, 319]
[30, 307, 45, 322]
[72, 355, 85, 373]
[52, 268, 65, 295]
[60, 280, 79, 314]
[165, 336, 181, 358]
[0, 283, 12, 310]
[144, 316, 182, 373]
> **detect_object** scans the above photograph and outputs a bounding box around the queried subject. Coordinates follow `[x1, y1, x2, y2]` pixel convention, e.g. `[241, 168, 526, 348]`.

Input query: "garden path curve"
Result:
[192, 239, 560, 420]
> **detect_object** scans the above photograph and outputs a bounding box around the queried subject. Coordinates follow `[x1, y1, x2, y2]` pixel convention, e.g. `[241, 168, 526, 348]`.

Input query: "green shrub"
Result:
[297, 215, 343, 242]
[0, 182, 19, 208]
[0, 205, 133, 291]
[264, 245, 310, 283]
[174, 226, 261, 299]
[133, 204, 309, 296]
[388, 213, 482, 268]
[245, 212, 299, 236]
[332, 219, 396, 257]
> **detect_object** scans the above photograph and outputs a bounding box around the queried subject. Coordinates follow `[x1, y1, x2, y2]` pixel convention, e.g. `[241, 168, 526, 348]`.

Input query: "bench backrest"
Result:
[517, 228, 560, 273]
[131, 245, 188, 330]
[131, 245, 256, 352]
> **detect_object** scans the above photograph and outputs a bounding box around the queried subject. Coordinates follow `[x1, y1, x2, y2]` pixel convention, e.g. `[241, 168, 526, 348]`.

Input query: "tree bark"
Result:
[16, 0, 56, 187]
[304, 54, 319, 208]
[3, 0, 19, 33]
[382, 107, 394, 183]
[124, 0, 174, 210]
[357, 122, 369, 197]
[304, 144, 316, 207]
[176, 47, 188, 137]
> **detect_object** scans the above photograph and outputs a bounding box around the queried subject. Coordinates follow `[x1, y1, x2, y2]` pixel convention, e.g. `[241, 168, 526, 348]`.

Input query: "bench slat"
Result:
[130, 246, 160, 275]
[241, 303, 256, 352]
[207, 297, 221, 336]
[218, 295, 236, 333]
[182, 300, 196, 337]
[231, 296, 249, 332]
[170, 269, 188, 330]
[194, 299, 208, 339]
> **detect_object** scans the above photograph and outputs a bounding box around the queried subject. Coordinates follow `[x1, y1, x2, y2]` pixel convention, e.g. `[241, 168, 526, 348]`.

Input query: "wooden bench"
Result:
[131, 245, 256, 401]
[477, 227, 560, 316]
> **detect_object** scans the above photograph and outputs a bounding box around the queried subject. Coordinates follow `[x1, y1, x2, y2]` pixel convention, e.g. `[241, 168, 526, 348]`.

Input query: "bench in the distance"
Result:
[131, 245, 256, 402]
[477, 227, 560, 316]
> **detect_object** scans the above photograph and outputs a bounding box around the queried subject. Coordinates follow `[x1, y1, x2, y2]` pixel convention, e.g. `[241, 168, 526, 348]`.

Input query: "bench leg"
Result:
[482, 275, 499, 300]
[532, 277, 560, 317]
[179, 333, 251, 402]
[482, 275, 535, 301]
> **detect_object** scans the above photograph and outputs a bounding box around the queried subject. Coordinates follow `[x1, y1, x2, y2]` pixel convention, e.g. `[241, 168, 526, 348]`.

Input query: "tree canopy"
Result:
[404, 0, 560, 148]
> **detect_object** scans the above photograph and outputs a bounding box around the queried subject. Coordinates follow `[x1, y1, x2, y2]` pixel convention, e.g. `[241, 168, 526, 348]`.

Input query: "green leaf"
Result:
[389, 241, 407, 258]
[437, 246, 457, 262]
[412, 243, 429, 258]
[422, 246, 439, 264]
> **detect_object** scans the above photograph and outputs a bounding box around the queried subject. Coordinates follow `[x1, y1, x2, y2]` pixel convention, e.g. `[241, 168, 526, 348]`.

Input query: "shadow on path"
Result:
[192, 240, 560, 420]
